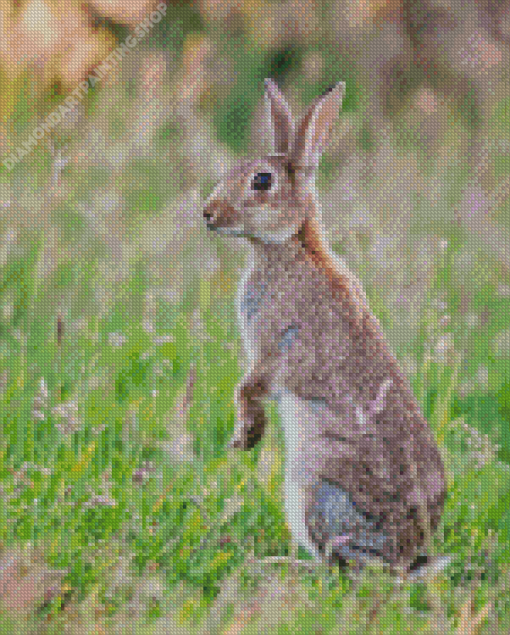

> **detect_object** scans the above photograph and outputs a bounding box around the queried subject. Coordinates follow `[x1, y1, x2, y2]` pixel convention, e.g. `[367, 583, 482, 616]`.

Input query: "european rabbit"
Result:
[203, 79, 446, 574]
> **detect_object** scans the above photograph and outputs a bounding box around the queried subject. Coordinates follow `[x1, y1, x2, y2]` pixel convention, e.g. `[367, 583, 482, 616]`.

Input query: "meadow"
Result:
[0, 2, 510, 632]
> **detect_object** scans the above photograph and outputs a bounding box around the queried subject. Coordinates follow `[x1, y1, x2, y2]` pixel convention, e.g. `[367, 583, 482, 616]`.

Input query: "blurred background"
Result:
[1, 0, 510, 353]
[0, 0, 510, 632]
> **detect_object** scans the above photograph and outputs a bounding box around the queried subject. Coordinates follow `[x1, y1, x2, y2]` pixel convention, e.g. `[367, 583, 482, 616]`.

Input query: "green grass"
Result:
[0, 214, 509, 633]
[0, 43, 509, 634]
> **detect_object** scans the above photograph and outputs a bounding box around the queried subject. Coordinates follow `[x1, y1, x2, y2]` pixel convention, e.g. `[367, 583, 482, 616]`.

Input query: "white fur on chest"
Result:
[279, 390, 321, 560]
[236, 259, 266, 367]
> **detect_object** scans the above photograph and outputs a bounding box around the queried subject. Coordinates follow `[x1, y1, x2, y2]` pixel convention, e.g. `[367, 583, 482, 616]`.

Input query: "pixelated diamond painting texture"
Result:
[0, 0, 509, 633]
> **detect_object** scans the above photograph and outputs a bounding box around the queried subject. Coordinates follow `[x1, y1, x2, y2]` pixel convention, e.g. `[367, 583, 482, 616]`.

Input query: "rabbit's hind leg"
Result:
[309, 479, 389, 568]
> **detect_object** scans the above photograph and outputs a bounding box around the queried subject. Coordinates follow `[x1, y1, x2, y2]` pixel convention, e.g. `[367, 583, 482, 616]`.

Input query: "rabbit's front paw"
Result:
[227, 405, 267, 450]
[227, 379, 268, 450]
[227, 418, 266, 450]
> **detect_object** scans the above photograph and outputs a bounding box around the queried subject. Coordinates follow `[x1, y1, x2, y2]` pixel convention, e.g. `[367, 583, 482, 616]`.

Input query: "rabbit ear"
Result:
[264, 78, 294, 154]
[291, 82, 345, 168]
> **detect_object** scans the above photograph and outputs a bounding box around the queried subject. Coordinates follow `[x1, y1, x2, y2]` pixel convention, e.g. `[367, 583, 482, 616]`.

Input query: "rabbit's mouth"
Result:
[203, 199, 243, 233]
[209, 226, 248, 237]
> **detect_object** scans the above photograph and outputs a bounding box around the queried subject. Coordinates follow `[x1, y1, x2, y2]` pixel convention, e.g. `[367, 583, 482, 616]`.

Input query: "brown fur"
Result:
[203, 79, 446, 572]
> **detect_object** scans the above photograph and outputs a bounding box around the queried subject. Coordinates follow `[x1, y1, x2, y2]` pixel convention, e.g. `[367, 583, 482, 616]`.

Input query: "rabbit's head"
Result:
[203, 78, 345, 244]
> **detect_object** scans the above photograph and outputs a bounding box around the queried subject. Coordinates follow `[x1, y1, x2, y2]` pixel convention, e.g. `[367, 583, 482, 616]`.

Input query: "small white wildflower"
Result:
[143, 319, 155, 333]
[476, 365, 489, 388]
[52, 400, 81, 434]
[2, 303, 13, 320]
[221, 495, 244, 524]
[160, 289, 180, 303]
[370, 234, 397, 270]
[153, 335, 174, 345]
[38, 377, 48, 399]
[87, 376, 101, 390]
[108, 332, 127, 347]
[52, 401, 78, 417]
[455, 251, 474, 273]
[465, 313, 479, 329]
[434, 333, 454, 364]
[202, 250, 221, 275]
[190, 308, 212, 342]
[84, 495, 116, 508]
[496, 283, 510, 297]
[166, 433, 195, 463]
[493, 329, 510, 357]
[348, 207, 372, 228]
[438, 315, 451, 329]
[132, 462, 155, 484]
[459, 379, 476, 398]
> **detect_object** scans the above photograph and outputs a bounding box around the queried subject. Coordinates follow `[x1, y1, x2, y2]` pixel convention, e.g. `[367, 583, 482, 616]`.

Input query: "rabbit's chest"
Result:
[239, 276, 267, 325]
[237, 265, 342, 368]
[237, 274, 268, 363]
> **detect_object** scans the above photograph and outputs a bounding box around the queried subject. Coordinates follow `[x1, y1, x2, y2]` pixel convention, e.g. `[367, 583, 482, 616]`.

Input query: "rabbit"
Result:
[203, 78, 447, 575]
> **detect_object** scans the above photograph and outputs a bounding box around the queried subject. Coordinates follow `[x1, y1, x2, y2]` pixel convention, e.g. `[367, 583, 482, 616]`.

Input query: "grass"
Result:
[0, 46, 509, 634]
[0, 202, 509, 634]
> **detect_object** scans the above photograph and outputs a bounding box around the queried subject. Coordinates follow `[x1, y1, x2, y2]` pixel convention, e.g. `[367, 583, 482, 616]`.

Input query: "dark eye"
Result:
[252, 172, 272, 191]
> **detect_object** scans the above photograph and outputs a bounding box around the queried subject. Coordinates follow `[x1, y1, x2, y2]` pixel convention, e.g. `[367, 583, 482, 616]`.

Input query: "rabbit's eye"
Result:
[252, 172, 272, 191]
